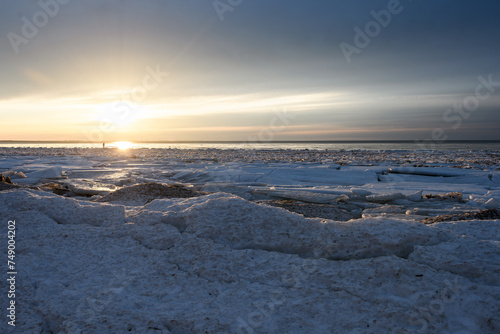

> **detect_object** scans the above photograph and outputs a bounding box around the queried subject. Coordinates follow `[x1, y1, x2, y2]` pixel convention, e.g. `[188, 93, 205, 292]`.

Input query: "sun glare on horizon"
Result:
[112, 141, 134, 150]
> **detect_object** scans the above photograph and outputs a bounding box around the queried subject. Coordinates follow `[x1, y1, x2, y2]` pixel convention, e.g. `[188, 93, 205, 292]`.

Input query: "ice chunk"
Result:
[350, 188, 372, 197]
[485, 198, 498, 209]
[17, 166, 63, 184]
[62, 180, 117, 196]
[146, 193, 452, 260]
[27, 166, 63, 179]
[405, 190, 423, 202]
[171, 170, 211, 182]
[366, 192, 405, 203]
[0, 189, 125, 226]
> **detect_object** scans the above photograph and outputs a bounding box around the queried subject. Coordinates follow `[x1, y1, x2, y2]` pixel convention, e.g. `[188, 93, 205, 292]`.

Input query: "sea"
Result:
[0, 141, 499, 151]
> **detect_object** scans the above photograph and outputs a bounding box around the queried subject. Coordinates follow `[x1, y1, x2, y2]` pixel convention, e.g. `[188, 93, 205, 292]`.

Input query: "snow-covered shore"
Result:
[1, 148, 499, 333]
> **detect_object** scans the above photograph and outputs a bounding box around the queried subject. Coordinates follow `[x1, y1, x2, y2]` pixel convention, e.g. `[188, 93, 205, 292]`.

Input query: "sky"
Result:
[1, 0, 499, 142]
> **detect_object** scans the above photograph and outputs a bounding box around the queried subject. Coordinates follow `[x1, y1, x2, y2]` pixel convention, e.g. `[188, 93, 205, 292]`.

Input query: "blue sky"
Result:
[1, 0, 499, 141]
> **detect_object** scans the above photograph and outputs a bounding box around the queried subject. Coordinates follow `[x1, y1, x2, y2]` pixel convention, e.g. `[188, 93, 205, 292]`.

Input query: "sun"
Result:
[112, 141, 134, 150]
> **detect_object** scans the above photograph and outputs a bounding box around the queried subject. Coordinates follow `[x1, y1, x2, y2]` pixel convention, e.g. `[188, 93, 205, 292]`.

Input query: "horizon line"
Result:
[1, 140, 500, 144]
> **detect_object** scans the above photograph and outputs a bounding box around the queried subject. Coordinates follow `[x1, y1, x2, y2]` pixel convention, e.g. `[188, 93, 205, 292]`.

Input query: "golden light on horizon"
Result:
[112, 141, 134, 150]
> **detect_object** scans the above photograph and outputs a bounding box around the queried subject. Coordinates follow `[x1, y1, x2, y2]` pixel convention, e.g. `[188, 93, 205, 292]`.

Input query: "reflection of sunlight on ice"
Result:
[112, 141, 134, 150]
[106, 171, 130, 181]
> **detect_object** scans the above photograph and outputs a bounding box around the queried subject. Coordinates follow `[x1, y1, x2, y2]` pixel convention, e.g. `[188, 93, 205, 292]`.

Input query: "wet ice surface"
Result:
[0, 147, 499, 333]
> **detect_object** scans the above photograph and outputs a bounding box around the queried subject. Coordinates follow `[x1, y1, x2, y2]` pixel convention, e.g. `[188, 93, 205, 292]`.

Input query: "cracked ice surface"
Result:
[1, 189, 499, 333]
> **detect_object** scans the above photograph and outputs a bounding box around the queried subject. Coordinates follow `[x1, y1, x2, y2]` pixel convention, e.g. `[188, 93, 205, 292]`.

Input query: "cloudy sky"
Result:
[1, 0, 499, 142]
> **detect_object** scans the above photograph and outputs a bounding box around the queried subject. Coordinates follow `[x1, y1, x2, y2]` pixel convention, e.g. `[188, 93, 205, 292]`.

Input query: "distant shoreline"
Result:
[1, 140, 499, 144]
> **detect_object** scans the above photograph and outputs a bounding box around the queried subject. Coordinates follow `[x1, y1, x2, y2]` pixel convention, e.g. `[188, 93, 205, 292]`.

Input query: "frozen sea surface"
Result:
[1, 147, 499, 333]
[1, 147, 498, 217]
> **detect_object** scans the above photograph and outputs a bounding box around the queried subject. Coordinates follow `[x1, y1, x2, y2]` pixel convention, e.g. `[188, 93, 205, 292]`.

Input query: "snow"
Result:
[0, 147, 499, 332]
